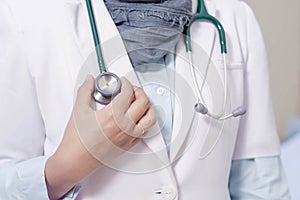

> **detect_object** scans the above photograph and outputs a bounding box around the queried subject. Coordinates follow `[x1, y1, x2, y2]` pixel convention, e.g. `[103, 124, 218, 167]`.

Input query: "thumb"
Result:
[76, 75, 95, 105]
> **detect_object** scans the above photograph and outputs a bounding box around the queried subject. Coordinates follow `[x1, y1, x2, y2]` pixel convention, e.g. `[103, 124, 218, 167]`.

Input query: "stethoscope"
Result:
[86, 0, 121, 105]
[86, 0, 246, 119]
[186, 0, 246, 119]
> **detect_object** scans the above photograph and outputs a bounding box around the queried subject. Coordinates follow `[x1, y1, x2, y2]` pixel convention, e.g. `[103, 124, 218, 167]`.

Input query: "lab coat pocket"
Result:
[196, 62, 245, 159]
[214, 61, 245, 112]
[225, 63, 245, 114]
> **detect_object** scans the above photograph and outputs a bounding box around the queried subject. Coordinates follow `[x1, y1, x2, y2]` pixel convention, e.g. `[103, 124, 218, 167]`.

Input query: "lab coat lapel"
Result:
[169, 39, 197, 162]
[170, 1, 217, 162]
[64, 0, 135, 78]
[64, 0, 90, 60]
[65, 0, 170, 163]
[142, 124, 171, 164]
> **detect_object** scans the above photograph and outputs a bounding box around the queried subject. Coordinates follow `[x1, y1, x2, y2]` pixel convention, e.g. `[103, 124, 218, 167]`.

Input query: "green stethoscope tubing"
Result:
[186, 0, 227, 54]
[86, 0, 106, 73]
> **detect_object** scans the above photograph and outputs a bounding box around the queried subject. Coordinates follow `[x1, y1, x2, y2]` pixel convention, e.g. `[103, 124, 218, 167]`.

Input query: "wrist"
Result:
[45, 116, 102, 199]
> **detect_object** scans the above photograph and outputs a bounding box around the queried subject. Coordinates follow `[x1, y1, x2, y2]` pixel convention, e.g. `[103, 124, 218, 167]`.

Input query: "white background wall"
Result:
[243, 0, 300, 140]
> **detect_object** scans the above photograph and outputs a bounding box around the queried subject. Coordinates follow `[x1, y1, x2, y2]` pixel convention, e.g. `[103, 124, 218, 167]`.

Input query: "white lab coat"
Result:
[0, 0, 280, 199]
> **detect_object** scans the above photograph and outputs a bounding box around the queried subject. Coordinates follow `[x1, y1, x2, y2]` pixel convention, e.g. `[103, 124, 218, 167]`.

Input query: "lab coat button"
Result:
[154, 186, 177, 200]
[156, 87, 165, 95]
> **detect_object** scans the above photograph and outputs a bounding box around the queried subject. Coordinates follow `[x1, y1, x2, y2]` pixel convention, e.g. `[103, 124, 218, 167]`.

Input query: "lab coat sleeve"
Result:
[229, 2, 290, 198]
[232, 1, 280, 160]
[0, 2, 80, 199]
[0, 3, 48, 199]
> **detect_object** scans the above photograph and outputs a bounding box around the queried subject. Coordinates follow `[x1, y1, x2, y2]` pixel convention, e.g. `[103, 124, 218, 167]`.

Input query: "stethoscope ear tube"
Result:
[86, 0, 107, 73]
[188, 0, 246, 120]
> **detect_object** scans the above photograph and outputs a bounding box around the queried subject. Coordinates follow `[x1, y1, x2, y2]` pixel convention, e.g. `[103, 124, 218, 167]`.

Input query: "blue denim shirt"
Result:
[104, 0, 192, 71]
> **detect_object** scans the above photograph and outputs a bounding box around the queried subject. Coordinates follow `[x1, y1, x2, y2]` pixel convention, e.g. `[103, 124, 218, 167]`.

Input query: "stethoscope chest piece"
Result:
[93, 72, 121, 105]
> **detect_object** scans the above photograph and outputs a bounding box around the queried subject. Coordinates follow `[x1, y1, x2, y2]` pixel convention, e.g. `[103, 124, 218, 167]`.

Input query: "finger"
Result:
[125, 87, 151, 124]
[131, 106, 156, 138]
[110, 77, 135, 115]
[76, 75, 95, 105]
[114, 135, 141, 152]
[127, 137, 141, 150]
[137, 106, 156, 129]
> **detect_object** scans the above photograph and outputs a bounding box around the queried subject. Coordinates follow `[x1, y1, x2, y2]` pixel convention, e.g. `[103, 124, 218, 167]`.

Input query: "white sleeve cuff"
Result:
[63, 185, 81, 199]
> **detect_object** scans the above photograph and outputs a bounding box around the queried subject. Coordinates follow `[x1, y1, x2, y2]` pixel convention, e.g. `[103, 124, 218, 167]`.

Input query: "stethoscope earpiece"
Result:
[232, 106, 247, 117]
[194, 103, 208, 114]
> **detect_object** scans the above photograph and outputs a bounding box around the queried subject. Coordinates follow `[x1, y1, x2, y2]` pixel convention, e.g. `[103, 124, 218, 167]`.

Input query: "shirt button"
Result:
[156, 87, 165, 95]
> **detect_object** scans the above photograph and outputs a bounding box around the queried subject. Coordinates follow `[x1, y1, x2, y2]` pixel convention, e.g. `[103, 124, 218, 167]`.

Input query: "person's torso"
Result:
[0, 0, 247, 199]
